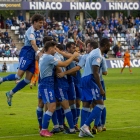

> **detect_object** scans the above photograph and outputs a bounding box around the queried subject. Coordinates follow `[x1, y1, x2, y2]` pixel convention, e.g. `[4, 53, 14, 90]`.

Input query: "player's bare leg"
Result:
[121, 66, 125, 74]
[129, 66, 133, 74]
[30, 74, 35, 89]
[5, 69, 28, 106]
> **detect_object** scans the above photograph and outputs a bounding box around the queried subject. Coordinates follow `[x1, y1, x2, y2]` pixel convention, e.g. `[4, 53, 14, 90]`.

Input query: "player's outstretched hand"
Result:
[38, 52, 43, 58]
[57, 72, 65, 78]
[73, 52, 80, 58]
[100, 89, 105, 97]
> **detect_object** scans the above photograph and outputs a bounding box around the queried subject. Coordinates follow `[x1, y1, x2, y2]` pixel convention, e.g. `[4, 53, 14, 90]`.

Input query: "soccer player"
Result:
[80, 38, 110, 138]
[92, 56, 107, 134]
[50, 44, 76, 134]
[0, 14, 44, 106]
[121, 49, 133, 74]
[39, 41, 79, 137]
[36, 36, 53, 132]
[30, 60, 39, 89]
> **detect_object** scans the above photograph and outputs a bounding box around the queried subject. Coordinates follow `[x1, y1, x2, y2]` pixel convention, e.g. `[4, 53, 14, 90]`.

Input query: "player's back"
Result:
[124, 53, 130, 62]
[81, 48, 102, 89]
[39, 54, 58, 89]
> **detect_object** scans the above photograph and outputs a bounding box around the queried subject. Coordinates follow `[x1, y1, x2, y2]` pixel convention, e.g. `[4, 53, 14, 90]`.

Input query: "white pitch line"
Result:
[0, 126, 140, 139]
[107, 98, 140, 102]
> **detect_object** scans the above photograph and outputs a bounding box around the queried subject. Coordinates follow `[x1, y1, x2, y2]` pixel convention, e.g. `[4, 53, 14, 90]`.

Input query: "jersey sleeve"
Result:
[92, 55, 102, 67]
[26, 30, 35, 41]
[102, 57, 107, 72]
[49, 55, 59, 66]
[77, 55, 86, 68]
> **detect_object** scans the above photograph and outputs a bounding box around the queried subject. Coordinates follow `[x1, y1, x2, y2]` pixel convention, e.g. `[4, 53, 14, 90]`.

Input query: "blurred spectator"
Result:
[58, 34, 64, 44]
[68, 36, 74, 42]
[135, 50, 140, 57]
[25, 20, 31, 30]
[103, 28, 109, 38]
[90, 34, 94, 40]
[117, 50, 122, 58]
[63, 35, 68, 50]
[16, 17, 20, 25]
[113, 28, 118, 34]
[135, 17, 139, 31]
[10, 40, 16, 48]
[130, 52, 135, 58]
[78, 23, 83, 31]
[46, 17, 51, 25]
[11, 47, 16, 57]
[4, 30, 8, 37]
[64, 17, 68, 24]
[15, 48, 20, 57]
[134, 36, 139, 49]
[43, 21, 48, 29]
[114, 17, 119, 28]
[121, 50, 125, 56]
[105, 16, 109, 27]
[96, 28, 102, 40]
[131, 26, 136, 38]
[121, 25, 127, 35]
[110, 13, 114, 19]
[64, 23, 69, 36]
[68, 18, 71, 26]
[85, 34, 90, 40]
[75, 12, 80, 26]
[118, 25, 122, 33]
[0, 28, 2, 37]
[5, 35, 11, 43]
[2, 45, 5, 52]
[55, 21, 59, 29]
[12, 17, 18, 26]
[135, 31, 140, 44]
[1, 14, 4, 29]
[2, 62, 7, 72]
[5, 47, 10, 57]
[52, 17, 56, 23]
[123, 17, 128, 29]
[118, 16, 123, 26]
[18, 13, 24, 22]
[5, 18, 12, 29]
[19, 22, 25, 42]
[1, 35, 6, 43]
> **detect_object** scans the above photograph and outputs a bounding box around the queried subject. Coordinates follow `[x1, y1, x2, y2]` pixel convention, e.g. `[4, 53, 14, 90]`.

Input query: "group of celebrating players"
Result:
[0, 14, 111, 138]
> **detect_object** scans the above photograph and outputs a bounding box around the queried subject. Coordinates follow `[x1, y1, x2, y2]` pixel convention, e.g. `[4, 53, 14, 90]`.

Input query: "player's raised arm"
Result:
[56, 48, 80, 62]
[57, 52, 80, 67]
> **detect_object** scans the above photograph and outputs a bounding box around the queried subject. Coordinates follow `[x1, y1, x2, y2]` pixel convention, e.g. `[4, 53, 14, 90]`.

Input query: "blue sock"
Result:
[64, 109, 74, 129]
[37, 107, 43, 128]
[12, 78, 30, 93]
[60, 107, 65, 124]
[70, 104, 77, 125]
[56, 106, 63, 126]
[85, 105, 104, 127]
[94, 112, 101, 126]
[42, 111, 53, 129]
[80, 107, 90, 127]
[101, 107, 106, 125]
[3, 74, 16, 82]
[52, 110, 58, 126]
[76, 108, 81, 124]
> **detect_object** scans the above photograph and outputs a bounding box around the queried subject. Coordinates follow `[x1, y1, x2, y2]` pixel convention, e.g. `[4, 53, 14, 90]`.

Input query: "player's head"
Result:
[85, 39, 94, 54]
[100, 38, 111, 54]
[66, 42, 75, 54]
[44, 41, 57, 56]
[56, 44, 64, 51]
[126, 49, 129, 53]
[43, 36, 53, 45]
[32, 14, 44, 31]
[90, 41, 98, 50]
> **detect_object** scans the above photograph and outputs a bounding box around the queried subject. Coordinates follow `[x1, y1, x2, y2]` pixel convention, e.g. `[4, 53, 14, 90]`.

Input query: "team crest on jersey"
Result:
[58, 53, 59, 55]
[97, 94, 99, 97]
[21, 65, 24, 68]
[54, 58, 58, 61]
[96, 58, 101, 63]
[51, 97, 53, 100]
[30, 34, 34, 38]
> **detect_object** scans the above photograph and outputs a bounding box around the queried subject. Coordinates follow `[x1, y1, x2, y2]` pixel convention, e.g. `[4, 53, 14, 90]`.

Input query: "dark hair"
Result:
[90, 41, 98, 49]
[100, 38, 110, 48]
[66, 42, 75, 50]
[85, 39, 94, 47]
[57, 44, 64, 51]
[32, 14, 44, 24]
[44, 41, 57, 52]
[43, 36, 53, 45]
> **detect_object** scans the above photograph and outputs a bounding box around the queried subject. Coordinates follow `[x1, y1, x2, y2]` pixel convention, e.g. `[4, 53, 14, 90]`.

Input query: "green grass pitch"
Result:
[0, 68, 140, 140]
